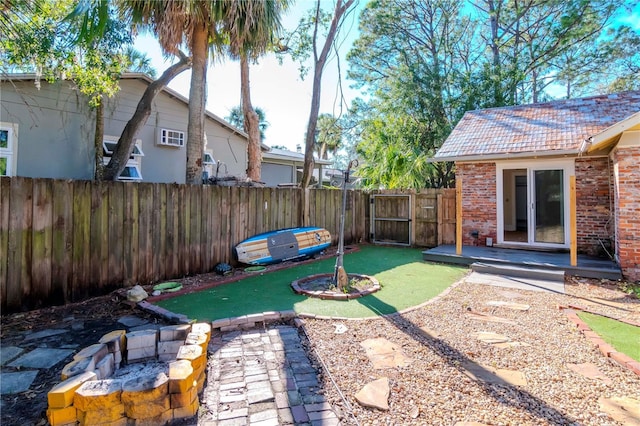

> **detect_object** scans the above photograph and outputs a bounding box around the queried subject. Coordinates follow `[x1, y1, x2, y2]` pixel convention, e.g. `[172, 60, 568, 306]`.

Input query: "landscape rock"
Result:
[354, 377, 390, 411]
[126, 286, 148, 303]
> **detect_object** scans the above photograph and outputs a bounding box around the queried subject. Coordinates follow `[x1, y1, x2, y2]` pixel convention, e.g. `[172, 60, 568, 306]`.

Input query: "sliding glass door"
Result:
[498, 161, 571, 248]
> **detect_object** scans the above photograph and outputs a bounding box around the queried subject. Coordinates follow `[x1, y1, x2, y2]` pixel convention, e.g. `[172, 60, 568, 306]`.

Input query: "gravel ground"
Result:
[301, 274, 640, 425]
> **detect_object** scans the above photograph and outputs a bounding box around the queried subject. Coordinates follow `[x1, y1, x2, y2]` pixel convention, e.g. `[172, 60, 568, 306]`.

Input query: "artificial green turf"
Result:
[155, 245, 467, 322]
[577, 311, 640, 362]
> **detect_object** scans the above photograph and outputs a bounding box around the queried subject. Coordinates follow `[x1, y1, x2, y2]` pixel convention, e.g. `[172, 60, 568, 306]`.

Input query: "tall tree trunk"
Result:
[301, 0, 355, 188]
[185, 24, 208, 185]
[104, 53, 190, 181]
[241, 55, 262, 181]
[94, 98, 104, 180]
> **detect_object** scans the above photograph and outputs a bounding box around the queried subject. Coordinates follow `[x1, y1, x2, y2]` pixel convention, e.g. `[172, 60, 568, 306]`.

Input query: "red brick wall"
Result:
[456, 162, 497, 246]
[612, 145, 640, 282]
[575, 157, 614, 256]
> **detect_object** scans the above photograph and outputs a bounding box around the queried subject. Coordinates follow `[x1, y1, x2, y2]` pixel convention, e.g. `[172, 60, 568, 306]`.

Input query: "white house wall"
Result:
[1, 79, 95, 179]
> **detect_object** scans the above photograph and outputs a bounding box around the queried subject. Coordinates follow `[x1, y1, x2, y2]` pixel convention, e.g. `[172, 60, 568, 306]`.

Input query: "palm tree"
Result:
[315, 113, 342, 160]
[125, 0, 226, 184]
[223, 0, 288, 181]
[226, 105, 269, 141]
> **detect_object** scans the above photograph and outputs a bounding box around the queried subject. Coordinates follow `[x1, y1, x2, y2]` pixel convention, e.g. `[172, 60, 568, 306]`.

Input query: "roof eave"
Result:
[430, 148, 581, 163]
[584, 111, 640, 154]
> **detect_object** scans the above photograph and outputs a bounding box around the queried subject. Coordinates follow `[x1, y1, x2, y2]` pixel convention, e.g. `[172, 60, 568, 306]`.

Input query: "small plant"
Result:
[618, 281, 640, 298]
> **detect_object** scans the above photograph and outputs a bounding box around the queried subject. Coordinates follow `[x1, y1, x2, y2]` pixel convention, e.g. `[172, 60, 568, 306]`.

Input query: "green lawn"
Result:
[155, 245, 467, 322]
[577, 311, 640, 362]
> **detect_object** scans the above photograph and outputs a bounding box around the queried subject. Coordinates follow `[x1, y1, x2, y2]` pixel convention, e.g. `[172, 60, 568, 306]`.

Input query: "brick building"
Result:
[433, 91, 640, 282]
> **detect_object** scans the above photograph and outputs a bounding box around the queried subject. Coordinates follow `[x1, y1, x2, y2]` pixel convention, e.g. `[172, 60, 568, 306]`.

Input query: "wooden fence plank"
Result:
[31, 179, 52, 306]
[51, 180, 73, 304]
[179, 185, 190, 274]
[201, 186, 212, 272]
[72, 180, 91, 301]
[209, 186, 221, 266]
[152, 183, 164, 282]
[138, 183, 153, 284]
[0, 177, 9, 311]
[165, 184, 179, 278]
[123, 183, 139, 286]
[108, 182, 124, 288]
[90, 181, 109, 290]
[190, 184, 202, 273]
[4, 177, 27, 311]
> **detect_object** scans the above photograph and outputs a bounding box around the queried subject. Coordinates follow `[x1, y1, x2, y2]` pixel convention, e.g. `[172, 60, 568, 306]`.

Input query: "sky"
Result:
[133, 1, 365, 152]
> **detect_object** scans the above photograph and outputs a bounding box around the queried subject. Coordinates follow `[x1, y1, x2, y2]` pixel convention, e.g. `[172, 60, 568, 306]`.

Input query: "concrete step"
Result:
[470, 262, 565, 282]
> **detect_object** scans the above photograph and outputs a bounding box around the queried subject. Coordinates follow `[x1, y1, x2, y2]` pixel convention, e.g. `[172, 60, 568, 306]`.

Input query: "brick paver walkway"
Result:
[199, 326, 341, 425]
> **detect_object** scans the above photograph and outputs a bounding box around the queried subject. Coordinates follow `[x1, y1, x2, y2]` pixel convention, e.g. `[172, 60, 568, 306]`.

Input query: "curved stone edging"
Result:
[291, 273, 380, 300]
[559, 305, 640, 377]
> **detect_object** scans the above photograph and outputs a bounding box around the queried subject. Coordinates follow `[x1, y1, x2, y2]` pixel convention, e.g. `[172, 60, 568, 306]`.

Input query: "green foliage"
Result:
[346, 0, 639, 189]
[315, 113, 342, 160]
[2, 0, 133, 107]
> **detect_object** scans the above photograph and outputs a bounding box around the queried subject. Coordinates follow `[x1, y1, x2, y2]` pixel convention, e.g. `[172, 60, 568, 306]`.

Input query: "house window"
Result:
[0, 123, 17, 176]
[158, 128, 185, 147]
[203, 152, 215, 165]
[103, 136, 144, 181]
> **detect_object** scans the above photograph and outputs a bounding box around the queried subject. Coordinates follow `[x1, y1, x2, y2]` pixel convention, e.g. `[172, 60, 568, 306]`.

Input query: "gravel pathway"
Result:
[301, 275, 640, 425]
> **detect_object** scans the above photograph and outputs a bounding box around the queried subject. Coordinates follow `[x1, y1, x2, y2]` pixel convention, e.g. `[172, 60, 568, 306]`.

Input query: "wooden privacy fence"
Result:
[0, 179, 453, 313]
[0, 177, 367, 313]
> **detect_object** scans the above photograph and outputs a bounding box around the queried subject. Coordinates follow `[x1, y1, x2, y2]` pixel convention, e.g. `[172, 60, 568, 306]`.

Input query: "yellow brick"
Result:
[74, 379, 123, 412]
[46, 406, 77, 426]
[48, 371, 97, 408]
[168, 360, 194, 394]
[190, 322, 211, 338]
[77, 403, 125, 425]
[121, 373, 169, 404]
[190, 353, 207, 371]
[172, 398, 199, 420]
[124, 394, 170, 419]
[61, 357, 94, 381]
[195, 370, 206, 394]
[99, 329, 127, 352]
[176, 344, 202, 362]
[170, 386, 197, 408]
[192, 363, 206, 381]
[130, 409, 173, 425]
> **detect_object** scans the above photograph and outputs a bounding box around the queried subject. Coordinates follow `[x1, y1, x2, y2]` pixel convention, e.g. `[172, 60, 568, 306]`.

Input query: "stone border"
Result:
[559, 305, 640, 377]
[291, 273, 380, 300]
[46, 323, 211, 426]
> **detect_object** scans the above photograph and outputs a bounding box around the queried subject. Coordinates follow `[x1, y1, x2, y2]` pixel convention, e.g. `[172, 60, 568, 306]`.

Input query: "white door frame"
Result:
[496, 159, 574, 249]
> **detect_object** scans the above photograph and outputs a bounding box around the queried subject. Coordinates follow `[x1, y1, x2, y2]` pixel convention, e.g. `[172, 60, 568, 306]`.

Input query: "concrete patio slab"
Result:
[0, 370, 39, 394]
[23, 328, 67, 341]
[0, 346, 24, 366]
[8, 348, 74, 369]
[465, 272, 565, 294]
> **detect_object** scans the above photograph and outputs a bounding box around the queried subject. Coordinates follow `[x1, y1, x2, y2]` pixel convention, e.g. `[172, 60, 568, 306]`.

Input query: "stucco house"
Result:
[1, 73, 248, 183]
[433, 91, 640, 281]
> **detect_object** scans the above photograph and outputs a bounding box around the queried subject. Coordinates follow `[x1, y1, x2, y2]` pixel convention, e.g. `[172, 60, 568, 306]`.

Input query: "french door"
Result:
[497, 161, 572, 249]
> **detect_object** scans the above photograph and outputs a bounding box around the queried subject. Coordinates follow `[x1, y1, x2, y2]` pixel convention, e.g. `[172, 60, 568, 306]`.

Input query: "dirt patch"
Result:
[0, 292, 170, 426]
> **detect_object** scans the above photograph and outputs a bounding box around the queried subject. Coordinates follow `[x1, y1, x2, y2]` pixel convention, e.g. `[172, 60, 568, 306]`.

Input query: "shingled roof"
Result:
[434, 91, 640, 161]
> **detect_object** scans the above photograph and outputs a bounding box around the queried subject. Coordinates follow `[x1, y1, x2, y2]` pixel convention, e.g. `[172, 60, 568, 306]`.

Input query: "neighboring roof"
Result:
[1, 72, 248, 140]
[262, 147, 333, 165]
[434, 91, 640, 161]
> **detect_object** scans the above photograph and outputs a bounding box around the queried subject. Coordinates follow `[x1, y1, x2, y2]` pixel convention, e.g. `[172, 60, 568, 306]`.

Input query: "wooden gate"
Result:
[370, 193, 412, 245]
[369, 189, 456, 247]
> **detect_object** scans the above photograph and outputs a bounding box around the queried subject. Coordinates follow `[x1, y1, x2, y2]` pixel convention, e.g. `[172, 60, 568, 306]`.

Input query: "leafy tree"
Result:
[226, 105, 270, 141]
[278, 0, 358, 188]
